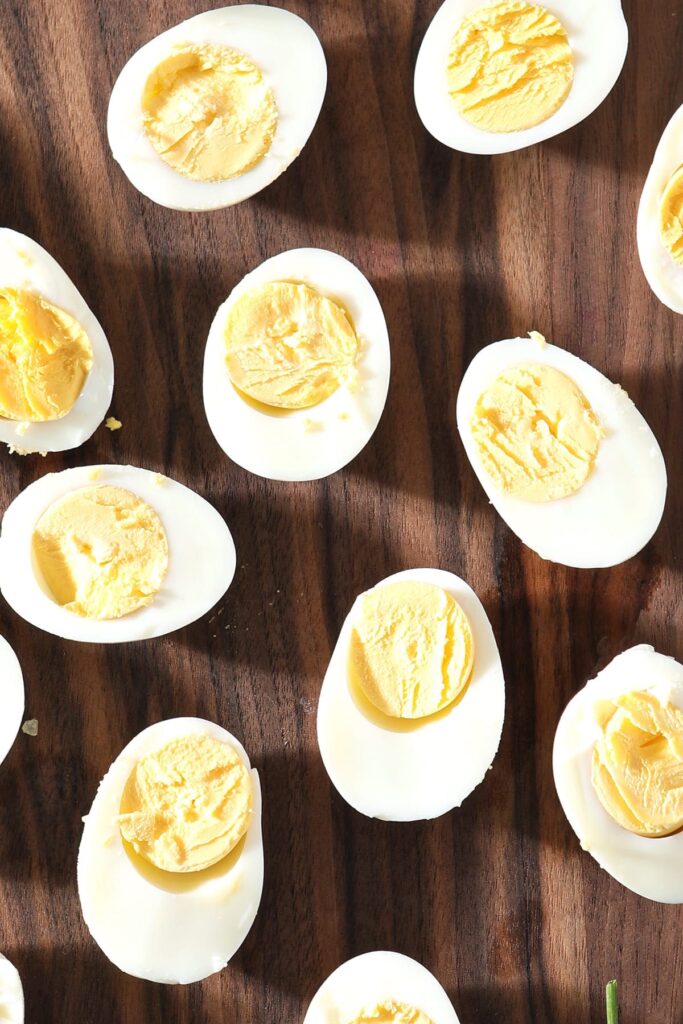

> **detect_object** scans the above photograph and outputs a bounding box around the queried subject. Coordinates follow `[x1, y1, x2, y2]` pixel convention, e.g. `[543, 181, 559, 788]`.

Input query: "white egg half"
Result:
[317, 568, 505, 822]
[0, 229, 114, 453]
[0, 954, 24, 1023]
[637, 103, 683, 314]
[303, 951, 460, 1024]
[78, 718, 263, 984]
[0, 636, 24, 770]
[0, 464, 236, 643]
[108, 6, 326, 211]
[203, 248, 391, 482]
[553, 645, 683, 903]
[456, 337, 667, 568]
[414, 0, 627, 155]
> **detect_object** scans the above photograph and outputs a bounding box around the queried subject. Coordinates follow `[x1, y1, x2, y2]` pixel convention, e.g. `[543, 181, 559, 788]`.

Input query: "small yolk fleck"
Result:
[347, 1000, 435, 1024]
[32, 485, 169, 620]
[470, 362, 602, 502]
[224, 281, 360, 409]
[142, 43, 277, 182]
[105, 416, 122, 431]
[447, 0, 574, 133]
[592, 690, 683, 838]
[0, 288, 93, 421]
[349, 581, 474, 720]
[118, 733, 252, 873]
[659, 164, 683, 265]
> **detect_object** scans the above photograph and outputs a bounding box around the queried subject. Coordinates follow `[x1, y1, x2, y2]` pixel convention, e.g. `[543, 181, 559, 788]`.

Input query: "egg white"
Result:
[78, 717, 263, 984]
[0, 954, 24, 1023]
[414, 0, 627, 155]
[0, 229, 114, 453]
[303, 951, 460, 1024]
[108, 5, 327, 211]
[637, 103, 683, 314]
[0, 636, 24, 771]
[553, 645, 683, 903]
[456, 337, 667, 568]
[317, 568, 505, 822]
[0, 464, 236, 644]
[203, 248, 391, 482]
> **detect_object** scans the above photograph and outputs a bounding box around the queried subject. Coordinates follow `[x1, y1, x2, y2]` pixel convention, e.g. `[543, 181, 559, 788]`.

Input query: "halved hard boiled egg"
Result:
[317, 568, 505, 821]
[108, 6, 326, 211]
[456, 335, 666, 568]
[638, 103, 683, 314]
[0, 465, 235, 643]
[78, 717, 263, 983]
[0, 229, 114, 453]
[554, 645, 683, 903]
[414, 0, 627, 155]
[0, 954, 24, 1023]
[203, 248, 390, 481]
[0, 636, 24, 770]
[303, 951, 460, 1024]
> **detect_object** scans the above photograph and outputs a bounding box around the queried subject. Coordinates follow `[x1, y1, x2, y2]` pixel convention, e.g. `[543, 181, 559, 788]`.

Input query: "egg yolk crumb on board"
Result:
[0, 288, 93, 421]
[470, 363, 603, 501]
[118, 733, 253, 872]
[592, 691, 683, 837]
[348, 581, 474, 720]
[447, 0, 574, 133]
[658, 165, 683, 265]
[32, 485, 169, 620]
[142, 43, 277, 182]
[347, 1001, 434, 1024]
[224, 281, 360, 409]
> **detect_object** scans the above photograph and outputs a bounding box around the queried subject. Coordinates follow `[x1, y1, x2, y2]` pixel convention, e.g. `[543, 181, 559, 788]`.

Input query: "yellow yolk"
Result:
[142, 43, 277, 182]
[470, 363, 602, 501]
[592, 691, 683, 838]
[0, 288, 93, 421]
[349, 581, 474, 720]
[659, 164, 683, 265]
[224, 281, 360, 409]
[347, 1001, 434, 1024]
[447, 1, 574, 133]
[118, 733, 252, 873]
[32, 485, 169, 620]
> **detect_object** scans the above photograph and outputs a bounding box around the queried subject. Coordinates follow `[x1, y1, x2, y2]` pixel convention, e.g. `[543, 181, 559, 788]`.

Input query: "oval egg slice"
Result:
[0, 954, 24, 1023]
[638, 103, 683, 314]
[0, 636, 24, 770]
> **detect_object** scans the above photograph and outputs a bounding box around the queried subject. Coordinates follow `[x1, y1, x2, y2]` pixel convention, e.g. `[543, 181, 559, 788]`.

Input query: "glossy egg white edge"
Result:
[414, 0, 627, 155]
[203, 248, 391, 482]
[317, 568, 505, 822]
[0, 229, 114, 453]
[637, 103, 683, 314]
[0, 464, 236, 643]
[107, 5, 327, 211]
[553, 645, 683, 903]
[456, 337, 667, 568]
[303, 951, 460, 1024]
[78, 717, 263, 984]
[0, 953, 24, 1023]
[0, 635, 24, 770]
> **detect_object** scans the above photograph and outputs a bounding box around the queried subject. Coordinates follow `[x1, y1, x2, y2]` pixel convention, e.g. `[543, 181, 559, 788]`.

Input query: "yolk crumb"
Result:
[105, 416, 122, 431]
[347, 1000, 435, 1024]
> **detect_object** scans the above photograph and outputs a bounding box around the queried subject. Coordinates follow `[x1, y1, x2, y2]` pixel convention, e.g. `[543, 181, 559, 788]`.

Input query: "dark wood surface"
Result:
[1, 0, 682, 1021]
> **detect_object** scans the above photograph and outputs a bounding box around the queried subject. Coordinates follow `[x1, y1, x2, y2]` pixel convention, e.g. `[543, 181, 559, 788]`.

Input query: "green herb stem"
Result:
[606, 980, 619, 1024]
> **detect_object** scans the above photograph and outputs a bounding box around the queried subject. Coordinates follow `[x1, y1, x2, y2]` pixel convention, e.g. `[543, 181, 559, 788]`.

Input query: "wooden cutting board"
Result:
[0, 0, 681, 1020]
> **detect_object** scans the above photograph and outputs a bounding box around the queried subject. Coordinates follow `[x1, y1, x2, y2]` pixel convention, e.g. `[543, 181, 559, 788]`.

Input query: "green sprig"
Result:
[606, 980, 619, 1024]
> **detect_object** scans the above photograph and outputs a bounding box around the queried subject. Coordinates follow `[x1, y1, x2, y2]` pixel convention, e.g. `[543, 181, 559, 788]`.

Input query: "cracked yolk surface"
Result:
[447, 0, 574, 133]
[349, 581, 474, 720]
[470, 362, 602, 501]
[32, 485, 169, 620]
[142, 43, 277, 182]
[118, 733, 253, 873]
[347, 1001, 435, 1024]
[659, 164, 683, 266]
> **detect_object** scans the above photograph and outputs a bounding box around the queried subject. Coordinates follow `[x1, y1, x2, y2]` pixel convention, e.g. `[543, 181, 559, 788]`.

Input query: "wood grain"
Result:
[0, 0, 682, 1020]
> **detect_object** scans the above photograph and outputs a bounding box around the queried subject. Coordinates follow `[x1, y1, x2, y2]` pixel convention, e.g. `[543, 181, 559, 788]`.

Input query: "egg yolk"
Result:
[118, 733, 252, 873]
[347, 1001, 434, 1024]
[0, 288, 93, 421]
[447, 1, 574, 133]
[470, 363, 602, 502]
[224, 281, 360, 409]
[658, 164, 683, 265]
[349, 581, 474, 720]
[32, 485, 169, 620]
[592, 690, 683, 838]
[141, 43, 277, 182]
